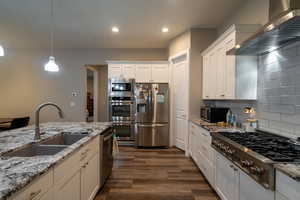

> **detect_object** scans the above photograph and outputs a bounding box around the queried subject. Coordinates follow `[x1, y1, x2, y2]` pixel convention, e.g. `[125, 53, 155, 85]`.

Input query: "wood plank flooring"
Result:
[95, 147, 220, 200]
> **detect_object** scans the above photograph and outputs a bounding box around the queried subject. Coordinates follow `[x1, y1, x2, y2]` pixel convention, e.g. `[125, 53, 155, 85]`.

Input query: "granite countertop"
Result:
[275, 164, 300, 182]
[190, 118, 243, 133]
[0, 122, 111, 200]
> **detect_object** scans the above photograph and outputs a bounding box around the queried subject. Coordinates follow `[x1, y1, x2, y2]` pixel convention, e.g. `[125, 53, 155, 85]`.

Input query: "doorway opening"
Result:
[85, 65, 108, 122]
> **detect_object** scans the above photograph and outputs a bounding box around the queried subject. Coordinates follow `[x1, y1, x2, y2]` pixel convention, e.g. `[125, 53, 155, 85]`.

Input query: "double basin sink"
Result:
[2, 133, 89, 157]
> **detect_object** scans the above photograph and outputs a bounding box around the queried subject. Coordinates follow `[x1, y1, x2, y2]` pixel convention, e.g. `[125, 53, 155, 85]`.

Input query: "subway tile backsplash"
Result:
[204, 41, 300, 139]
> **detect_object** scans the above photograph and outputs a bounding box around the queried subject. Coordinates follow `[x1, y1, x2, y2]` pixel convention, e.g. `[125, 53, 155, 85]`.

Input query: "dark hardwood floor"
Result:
[95, 147, 220, 200]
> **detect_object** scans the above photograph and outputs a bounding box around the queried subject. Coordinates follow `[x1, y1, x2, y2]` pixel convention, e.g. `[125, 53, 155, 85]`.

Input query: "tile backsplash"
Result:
[204, 41, 300, 138]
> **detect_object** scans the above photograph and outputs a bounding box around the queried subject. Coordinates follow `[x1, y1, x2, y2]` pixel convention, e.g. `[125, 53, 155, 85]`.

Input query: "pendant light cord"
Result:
[50, 0, 54, 57]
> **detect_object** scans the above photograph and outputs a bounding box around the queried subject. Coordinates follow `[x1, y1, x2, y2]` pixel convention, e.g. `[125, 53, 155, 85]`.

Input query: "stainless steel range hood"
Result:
[227, 0, 300, 56]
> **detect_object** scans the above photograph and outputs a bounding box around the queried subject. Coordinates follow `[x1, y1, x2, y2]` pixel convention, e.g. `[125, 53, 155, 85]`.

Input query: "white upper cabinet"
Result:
[202, 24, 260, 100]
[107, 61, 169, 83]
[108, 64, 123, 79]
[151, 64, 169, 83]
[135, 64, 152, 83]
[123, 64, 136, 79]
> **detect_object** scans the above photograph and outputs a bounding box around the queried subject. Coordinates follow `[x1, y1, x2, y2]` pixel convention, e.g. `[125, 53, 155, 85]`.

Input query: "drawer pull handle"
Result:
[29, 189, 42, 200]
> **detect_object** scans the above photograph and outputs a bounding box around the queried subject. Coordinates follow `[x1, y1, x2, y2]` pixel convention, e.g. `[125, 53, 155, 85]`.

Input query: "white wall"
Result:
[0, 48, 167, 124]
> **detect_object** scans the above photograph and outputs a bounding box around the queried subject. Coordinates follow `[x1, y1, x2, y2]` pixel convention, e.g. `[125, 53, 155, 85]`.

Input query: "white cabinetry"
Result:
[55, 171, 81, 200]
[189, 122, 215, 187]
[202, 25, 259, 100]
[122, 64, 136, 79]
[239, 169, 274, 200]
[81, 153, 99, 200]
[151, 64, 169, 83]
[135, 64, 152, 82]
[276, 170, 300, 200]
[107, 61, 169, 83]
[108, 64, 123, 78]
[215, 152, 239, 200]
[9, 135, 101, 200]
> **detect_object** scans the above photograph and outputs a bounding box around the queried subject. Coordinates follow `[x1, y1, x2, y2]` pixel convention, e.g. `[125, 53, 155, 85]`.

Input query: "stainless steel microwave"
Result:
[200, 106, 229, 123]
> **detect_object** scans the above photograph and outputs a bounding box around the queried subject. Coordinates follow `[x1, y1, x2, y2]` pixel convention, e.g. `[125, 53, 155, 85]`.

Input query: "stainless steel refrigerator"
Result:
[134, 83, 169, 147]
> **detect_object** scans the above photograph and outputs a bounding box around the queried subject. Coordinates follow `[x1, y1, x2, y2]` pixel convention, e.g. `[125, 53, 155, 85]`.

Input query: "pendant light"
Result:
[0, 45, 4, 57]
[44, 0, 59, 72]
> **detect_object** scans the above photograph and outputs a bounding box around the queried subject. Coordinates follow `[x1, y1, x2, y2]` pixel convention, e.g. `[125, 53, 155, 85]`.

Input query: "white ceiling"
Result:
[0, 0, 242, 49]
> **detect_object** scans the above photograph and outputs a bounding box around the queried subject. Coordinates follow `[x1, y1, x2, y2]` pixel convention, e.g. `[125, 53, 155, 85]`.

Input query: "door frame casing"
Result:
[169, 49, 190, 156]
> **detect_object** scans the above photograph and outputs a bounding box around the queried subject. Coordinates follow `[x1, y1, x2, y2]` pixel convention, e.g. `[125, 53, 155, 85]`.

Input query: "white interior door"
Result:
[173, 59, 188, 151]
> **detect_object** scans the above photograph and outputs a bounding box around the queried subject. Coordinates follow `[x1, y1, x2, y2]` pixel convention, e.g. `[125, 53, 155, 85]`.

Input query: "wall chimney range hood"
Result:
[227, 0, 300, 56]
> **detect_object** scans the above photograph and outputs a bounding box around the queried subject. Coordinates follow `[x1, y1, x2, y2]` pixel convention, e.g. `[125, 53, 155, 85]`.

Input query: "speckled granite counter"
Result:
[190, 118, 243, 133]
[275, 164, 300, 182]
[0, 122, 111, 200]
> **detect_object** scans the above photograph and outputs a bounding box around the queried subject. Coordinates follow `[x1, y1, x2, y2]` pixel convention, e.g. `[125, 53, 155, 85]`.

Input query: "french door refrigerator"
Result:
[134, 83, 169, 147]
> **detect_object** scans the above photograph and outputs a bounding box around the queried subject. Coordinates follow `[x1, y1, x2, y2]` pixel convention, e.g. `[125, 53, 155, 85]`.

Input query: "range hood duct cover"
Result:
[228, 0, 300, 56]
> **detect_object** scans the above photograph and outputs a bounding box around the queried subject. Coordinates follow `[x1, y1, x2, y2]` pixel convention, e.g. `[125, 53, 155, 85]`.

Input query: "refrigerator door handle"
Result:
[137, 124, 166, 128]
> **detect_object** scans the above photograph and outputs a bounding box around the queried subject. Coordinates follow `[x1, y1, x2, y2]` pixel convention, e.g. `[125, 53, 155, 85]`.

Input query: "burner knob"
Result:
[241, 160, 253, 167]
[250, 166, 264, 175]
[227, 149, 236, 155]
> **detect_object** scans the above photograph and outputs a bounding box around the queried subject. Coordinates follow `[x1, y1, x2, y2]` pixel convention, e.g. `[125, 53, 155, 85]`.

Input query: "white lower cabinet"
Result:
[215, 152, 239, 200]
[239, 169, 274, 200]
[9, 136, 100, 200]
[81, 153, 100, 200]
[55, 171, 81, 200]
[276, 171, 300, 200]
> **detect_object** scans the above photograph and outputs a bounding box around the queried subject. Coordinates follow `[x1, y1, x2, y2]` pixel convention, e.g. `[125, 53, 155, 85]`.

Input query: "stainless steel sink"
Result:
[40, 133, 88, 146]
[2, 144, 67, 157]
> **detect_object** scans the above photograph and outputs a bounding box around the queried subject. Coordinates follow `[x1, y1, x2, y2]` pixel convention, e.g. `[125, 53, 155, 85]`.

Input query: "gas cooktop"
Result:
[219, 131, 300, 162]
[211, 130, 300, 190]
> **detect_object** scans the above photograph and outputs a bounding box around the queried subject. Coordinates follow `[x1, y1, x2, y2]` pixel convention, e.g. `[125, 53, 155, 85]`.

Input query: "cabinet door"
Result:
[81, 153, 100, 200]
[108, 64, 123, 79]
[190, 125, 198, 162]
[276, 192, 289, 200]
[202, 55, 210, 99]
[123, 64, 136, 79]
[224, 33, 236, 99]
[54, 171, 81, 200]
[39, 189, 53, 200]
[135, 64, 152, 83]
[151, 64, 169, 83]
[216, 44, 226, 99]
[203, 52, 217, 99]
[240, 170, 274, 200]
[215, 153, 239, 200]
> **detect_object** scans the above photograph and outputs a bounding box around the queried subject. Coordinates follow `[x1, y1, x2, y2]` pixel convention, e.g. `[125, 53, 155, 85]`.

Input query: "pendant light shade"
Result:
[0, 45, 4, 57]
[44, 0, 60, 72]
[44, 56, 59, 72]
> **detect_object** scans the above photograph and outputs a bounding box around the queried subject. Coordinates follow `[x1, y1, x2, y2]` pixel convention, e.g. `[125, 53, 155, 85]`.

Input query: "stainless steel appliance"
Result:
[228, 0, 300, 55]
[108, 78, 135, 143]
[211, 130, 300, 190]
[200, 106, 229, 123]
[134, 83, 169, 147]
[99, 127, 114, 188]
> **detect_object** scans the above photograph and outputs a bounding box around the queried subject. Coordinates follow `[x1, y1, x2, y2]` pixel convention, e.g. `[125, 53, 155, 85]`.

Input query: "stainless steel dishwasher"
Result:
[99, 127, 114, 188]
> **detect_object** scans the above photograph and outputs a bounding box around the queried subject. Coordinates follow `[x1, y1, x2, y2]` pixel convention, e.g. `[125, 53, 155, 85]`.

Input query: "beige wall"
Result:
[218, 0, 269, 35]
[189, 29, 217, 118]
[0, 48, 167, 124]
[168, 31, 191, 57]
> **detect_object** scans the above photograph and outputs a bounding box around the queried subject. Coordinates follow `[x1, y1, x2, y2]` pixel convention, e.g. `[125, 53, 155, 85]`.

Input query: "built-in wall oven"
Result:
[108, 78, 135, 143]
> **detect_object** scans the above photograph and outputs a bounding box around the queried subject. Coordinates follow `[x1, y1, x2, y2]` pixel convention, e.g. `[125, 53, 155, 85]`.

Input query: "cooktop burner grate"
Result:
[220, 131, 300, 162]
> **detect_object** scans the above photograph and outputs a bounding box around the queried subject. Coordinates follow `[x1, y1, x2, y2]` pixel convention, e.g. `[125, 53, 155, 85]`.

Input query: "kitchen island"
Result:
[0, 122, 111, 200]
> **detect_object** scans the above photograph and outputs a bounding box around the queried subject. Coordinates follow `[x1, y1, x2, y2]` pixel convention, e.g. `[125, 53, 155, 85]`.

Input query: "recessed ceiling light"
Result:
[112, 27, 119, 33]
[162, 27, 169, 33]
[235, 44, 241, 49]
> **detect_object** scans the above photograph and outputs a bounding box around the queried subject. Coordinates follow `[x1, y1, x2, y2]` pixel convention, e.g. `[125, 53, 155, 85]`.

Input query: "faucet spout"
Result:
[35, 102, 64, 140]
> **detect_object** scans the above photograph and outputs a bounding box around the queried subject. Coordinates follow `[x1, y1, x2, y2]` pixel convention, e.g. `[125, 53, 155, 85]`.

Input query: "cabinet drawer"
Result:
[197, 150, 214, 186]
[276, 171, 299, 200]
[10, 170, 53, 200]
[54, 136, 99, 184]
